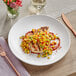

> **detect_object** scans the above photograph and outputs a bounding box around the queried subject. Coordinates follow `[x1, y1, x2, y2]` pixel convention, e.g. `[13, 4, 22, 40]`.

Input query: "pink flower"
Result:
[4, 0, 22, 8]
[10, 2, 17, 8]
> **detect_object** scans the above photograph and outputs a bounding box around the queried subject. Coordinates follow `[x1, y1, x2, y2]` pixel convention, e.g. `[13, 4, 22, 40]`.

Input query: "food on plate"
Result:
[20, 26, 61, 59]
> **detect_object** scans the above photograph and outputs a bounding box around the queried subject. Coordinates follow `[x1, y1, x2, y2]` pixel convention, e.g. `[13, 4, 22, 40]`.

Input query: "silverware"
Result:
[0, 45, 21, 76]
[61, 13, 76, 37]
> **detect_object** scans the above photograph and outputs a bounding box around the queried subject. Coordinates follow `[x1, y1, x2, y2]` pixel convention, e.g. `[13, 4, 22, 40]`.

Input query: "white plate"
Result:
[8, 15, 71, 66]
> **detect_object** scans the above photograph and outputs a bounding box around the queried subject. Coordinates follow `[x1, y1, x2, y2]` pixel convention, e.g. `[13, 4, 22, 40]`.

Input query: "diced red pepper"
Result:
[37, 39, 39, 42]
[41, 37, 43, 39]
[43, 47, 46, 50]
[45, 44, 48, 46]
[41, 42, 44, 44]
[46, 41, 49, 43]
[54, 42, 56, 45]
[42, 33, 45, 35]
[50, 43, 53, 46]
[37, 35, 39, 37]
[46, 32, 47, 34]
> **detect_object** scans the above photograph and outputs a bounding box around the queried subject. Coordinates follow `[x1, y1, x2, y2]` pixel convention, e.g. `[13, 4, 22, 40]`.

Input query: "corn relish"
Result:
[20, 26, 60, 59]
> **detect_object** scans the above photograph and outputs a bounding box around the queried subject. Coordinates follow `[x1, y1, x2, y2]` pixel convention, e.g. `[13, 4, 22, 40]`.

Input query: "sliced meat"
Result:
[40, 26, 49, 31]
[25, 31, 33, 36]
[29, 43, 43, 54]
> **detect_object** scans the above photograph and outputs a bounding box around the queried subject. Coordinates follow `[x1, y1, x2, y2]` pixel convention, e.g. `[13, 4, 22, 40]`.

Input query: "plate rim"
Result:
[8, 15, 71, 66]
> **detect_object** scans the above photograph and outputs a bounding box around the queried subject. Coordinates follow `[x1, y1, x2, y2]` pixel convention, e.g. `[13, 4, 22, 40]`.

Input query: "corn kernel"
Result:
[26, 36, 29, 38]
[20, 36, 22, 39]
[38, 29, 40, 31]
[25, 49, 27, 53]
[41, 55, 44, 57]
[49, 51, 52, 55]
[53, 41, 56, 43]
[51, 36, 54, 40]
[51, 42, 54, 45]
[47, 57, 50, 59]
[50, 48, 52, 51]
[37, 54, 40, 58]
[23, 47, 25, 49]
[32, 29, 35, 32]
[54, 34, 57, 38]
[52, 46, 55, 48]
[27, 51, 30, 54]
[43, 54, 46, 57]
[20, 36, 24, 39]
[33, 40, 36, 43]
[46, 53, 48, 56]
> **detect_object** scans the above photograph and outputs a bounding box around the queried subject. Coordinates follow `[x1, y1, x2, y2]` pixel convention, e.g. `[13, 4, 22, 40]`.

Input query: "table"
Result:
[22, 11, 76, 76]
[0, 0, 76, 76]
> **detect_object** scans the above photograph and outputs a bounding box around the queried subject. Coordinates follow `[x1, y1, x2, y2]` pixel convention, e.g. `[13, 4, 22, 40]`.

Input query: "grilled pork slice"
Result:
[25, 31, 33, 36]
[29, 43, 43, 54]
[40, 26, 49, 32]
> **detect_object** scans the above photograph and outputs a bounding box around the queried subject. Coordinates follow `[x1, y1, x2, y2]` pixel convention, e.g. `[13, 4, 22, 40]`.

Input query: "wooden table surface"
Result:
[4, 10, 76, 76]
[5, 11, 76, 76]
[22, 11, 76, 76]
[0, 0, 76, 76]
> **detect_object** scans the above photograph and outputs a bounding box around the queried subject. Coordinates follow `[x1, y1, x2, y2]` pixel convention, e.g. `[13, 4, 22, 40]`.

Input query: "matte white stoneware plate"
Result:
[8, 15, 71, 66]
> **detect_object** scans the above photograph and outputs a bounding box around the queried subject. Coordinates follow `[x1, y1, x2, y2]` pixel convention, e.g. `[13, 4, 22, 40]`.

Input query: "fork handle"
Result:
[5, 55, 21, 76]
[61, 13, 76, 37]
